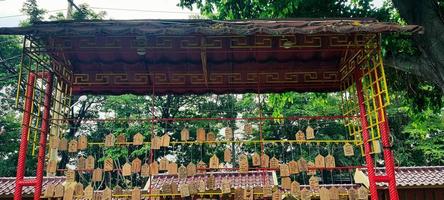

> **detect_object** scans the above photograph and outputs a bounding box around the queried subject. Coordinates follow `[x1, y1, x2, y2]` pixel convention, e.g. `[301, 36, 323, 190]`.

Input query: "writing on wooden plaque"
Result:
[309, 176, 320, 191]
[50, 137, 60, 149]
[221, 178, 231, 194]
[66, 169, 75, 182]
[189, 181, 198, 195]
[104, 158, 113, 172]
[239, 154, 249, 173]
[209, 154, 219, 169]
[280, 164, 290, 177]
[85, 156, 95, 171]
[329, 187, 339, 200]
[196, 128, 206, 142]
[162, 184, 172, 194]
[225, 127, 233, 140]
[263, 185, 272, 197]
[77, 135, 88, 150]
[151, 136, 161, 150]
[197, 161, 207, 173]
[159, 157, 169, 171]
[44, 184, 55, 197]
[288, 160, 299, 174]
[59, 138, 68, 151]
[358, 186, 369, 199]
[295, 130, 305, 141]
[343, 143, 354, 156]
[261, 154, 270, 168]
[224, 148, 232, 163]
[272, 190, 281, 200]
[77, 156, 85, 170]
[207, 174, 216, 190]
[84, 185, 93, 200]
[150, 161, 159, 175]
[54, 184, 64, 198]
[167, 162, 178, 175]
[131, 158, 142, 173]
[92, 168, 102, 182]
[234, 188, 244, 200]
[348, 188, 358, 200]
[281, 177, 291, 190]
[133, 133, 144, 146]
[244, 188, 254, 200]
[307, 161, 316, 175]
[179, 184, 190, 197]
[161, 133, 171, 147]
[74, 182, 83, 196]
[63, 186, 74, 200]
[104, 134, 115, 147]
[186, 162, 196, 177]
[141, 163, 150, 177]
[206, 131, 216, 142]
[122, 162, 132, 176]
[269, 157, 280, 169]
[181, 128, 189, 141]
[315, 154, 325, 168]
[290, 181, 301, 197]
[325, 154, 336, 168]
[306, 126, 315, 140]
[298, 157, 308, 172]
[47, 159, 57, 174]
[319, 187, 330, 200]
[132, 187, 141, 200]
[102, 187, 112, 200]
[198, 179, 206, 192]
[178, 165, 187, 179]
[171, 182, 179, 194]
[244, 123, 253, 134]
[116, 134, 126, 144]
[252, 152, 261, 166]
[68, 140, 77, 153]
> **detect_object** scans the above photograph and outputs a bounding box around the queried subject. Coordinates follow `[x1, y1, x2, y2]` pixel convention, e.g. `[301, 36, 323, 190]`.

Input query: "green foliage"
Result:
[21, 0, 46, 24]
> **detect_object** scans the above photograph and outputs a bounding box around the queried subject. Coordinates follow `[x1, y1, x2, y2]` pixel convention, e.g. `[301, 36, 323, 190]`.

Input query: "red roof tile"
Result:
[361, 166, 444, 187]
[0, 176, 65, 196]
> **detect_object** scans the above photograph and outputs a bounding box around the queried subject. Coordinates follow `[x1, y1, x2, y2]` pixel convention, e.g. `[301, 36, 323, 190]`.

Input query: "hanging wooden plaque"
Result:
[102, 187, 112, 200]
[288, 160, 299, 174]
[104, 133, 115, 147]
[116, 134, 126, 144]
[209, 154, 219, 169]
[85, 156, 95, 171]
[47, 159, 57, 174]
[77, 156, 85, 170]
[181, 128, 190, 141]
[180, 184, 190, 197]
[84, 185, 94, 200]
[114, 185, 123, 195]
[141, 163, 150, 177]
[252, 152, 261, 166]
[151, 136, 161, 150]
[298, 157, 308, 172]
[131, 158, 142, 173]
[74, 182, 83, 196]
[224, 127, 233, 140]
[122, 162, 132, 176]
[104, 158, 113, 172]
[320, 187, 330, 200]
[178, 165, 187, 179]
[171, 182, 179, 194]
[315, 154, 325, 168]
[280, 164, 290, 177]
[68, 140, 77, 153]
[234, 188, 244, 200]
[162, 184, 172, 194]
[206, 132, 216, 142]
[168, 162, 178, 175]
[244, 123, 253, 134]
[186, 162, 196, 177]
[197, 161, 207, 173]
[295, 130, 305, 141]
[281, 177, 291, 190]
[150, 161, 159, 175]
[44, 184, 55, 197]
[329, 187, 339, 200]
[207, 174, 216, 190]
[159, 158, 169, 171]
[307, 161, 316, 175]
[261, 154, 270, 168]
[269, 157, 280, 169]
[78, 135, 88, 150]
[198, 179, 206, 192]
[373, 140, 382, 154]
[309, 176, 320, 191]
[50, 137, 60, 149]
[348, 188, 358, 200]
[337, 186, 347, 196]
[239, 154, 249, 173]
[221, 178, 231, 194]
[133, 133, 144, 146]
[244, 188, 254, 200]
[325, 154, 336, 168]
[189, 181, 198, 195]
[224, 148, 232, 163]
[358, 186, 369, 199]
[63, 187, 74, 200]
[263, 185, 272, 197]
[272, 190, 281, 200]
[343, 143, 354, 156]
[132, 187, 141, 200]
[54, 184, 64, 198]
[161, 133, 171, 147]
[92, 168, 102, 182]
[290, 181, 301, 197]
[306, 126, 315, 140]
[151, 189, 160, 200]
[59, 138, 68, 151]
[300, 188, 311, 200]
[66, 169, 75, 182]
[196, 128, 206, 142]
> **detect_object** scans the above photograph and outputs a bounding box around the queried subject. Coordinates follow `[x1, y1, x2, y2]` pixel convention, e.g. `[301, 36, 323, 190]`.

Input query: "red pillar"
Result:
[354, 70, 379, 200]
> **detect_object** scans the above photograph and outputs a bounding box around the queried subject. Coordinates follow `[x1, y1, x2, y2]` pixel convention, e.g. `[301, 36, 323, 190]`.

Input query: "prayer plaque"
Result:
[54, 184, 64, 198]
[261, 154, 270, 168]
[252, 152, 261, 166]
[288, 160, 299, 174]
[47, 159, 57, 174]
[59, 138, 68, 151]
[171, 182, 179, 194]
[209, 154, 219, 169]
[44, 184, 55, 197]
[161, 133, 171, 147]
[281, 177, 291, 190]
[102, 187, 112, 200]
[77, 156, 85, 170]
[189, 181, 198, 195]
[198, 179, 206, 192]
[224, 148, 232, 163]
[150, 161, 159, 175]
[244, 123, 253, 134]
[307, 161, 316, 175]
[50, 137, 60, 149]
[104, 134, 115, 147]
[280, 164, 290, 177]
[162, 184, 172, 194]
[122, 162, 132, 176]
[168, 162, 178, 175]
[133, 133, 144, 145]
[141, 163, 150, 177]
[131, 158, 142, 173]
[186, 162, 196, 177]
[84, 185, 94, 200]
[373, 140, 382, 154]
[178, 165, 187, 179]
[358, 186, 369, 199]
[116, 134, 126, 144]
[197, 161, 207, 173]
[74, 182, 83, 196]
[329, 187, 340, 200]
[244, 188, 254, 200]
[206, 132, 216, 142]
[104, 158, 113, 172]
[234, 188, 244, 199]
[68, 140, 78, 153]
[269, 157, 280, 169]
[180, 128, 189, 141]
[63, 187, 74, 200]
[263, 185, 272, 197]
[132, 187, 141, 200]
[114, 186, 123, 195]
[290, 181, 301, 197]
[306, 126, 315, 139]
[272, 190, 281, 200]
[298, 157, 308, 172]
[348, 188, 358, 200]
[221, 178, 231, 194]
[325, 154, 336, 168]
[343, 143, 354, 156]
[207, 174, 216, 190]
[301, 188, 311, 200]
[295, 130, 305, 141]
[92, 168, 102, 182]
[196, 128, 206, 142]
[239, 154, 249, 173]
[86, 155, 95, 171]
[77, 135, 88, 150]
[224, 127, 233, 140]
[315, 154, 325, 168]
[180, 184, 190, 197]
[309, 176, 320, 191]
[159, 158, 169, 171]
[320, 187, 330, 200]
[151, 136, 161, 150]
[66, 169, 75, 182]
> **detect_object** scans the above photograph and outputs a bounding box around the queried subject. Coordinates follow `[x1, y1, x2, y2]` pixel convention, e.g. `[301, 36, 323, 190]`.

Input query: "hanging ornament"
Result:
[309, 176, 320, 191]
[59, 138, 68, 151]
[315, 154, 325, 168]
[141, 163, 150, 177]
[269, 156, 280, 169]
[288, 160, 299, 174]
[319, 187, 330, 200]
[209, 154, 219, 169]
[77, 156, 85, 170]
[167, 162, 178, 175]
[68, 140, 78, 153]
[178, 165, 187, 179]
[196, 128, 206, 142]
[104, 158, 113, 172]
[161, 133, 171, 147]
[224, 127, 233, 140]
[239, 154, 249, 173]
[150, 161, 159, 175]
[181, 128, 190, 141]
[77, 135, 88, 150]
[50, 137, 60, 149]
[298, 157, 308, 172]
[280, 164, 290, 177]
[358, 186, 369, 199]
[307, 161, 316, 175]
[224, 148, 232, 163]
[104, 133, 115, 147]
[116, 134, 126, 144]
[290, 181, 301, 197]
[85, 156, 95, 171]
[343, 143, 354, 156]
[244, 123, 253, 134]
[74, 182, 83, 196]
[179, 184, 190, 197]
[159, 157, 169, 171]
[197, 161, 207, 173]
[186, 162, 196, 176]
[53, 184, 64, 198]
[131, 187, 141, 200]
[84, 185, 94, 200]
[66, 169, 75, 182]
[207, 174, 216, 190]
[252, 152, 261, 166]
[198, 179, 206, 192]
[131, 158, 142, 173]
[281, 177, 291, 190]
[151, 136, 161, 150]
[325, 154, 336, 168]
[133, 133, 144, 146]
[92, 168, 102, 182]
[329, 187, 339, 200]
[221, 178, 231, 194]
[122, 162, 132, 176]
[261, 154, 270, 168]
[295, 130, 305, 141]
[306, 126, 315, 140]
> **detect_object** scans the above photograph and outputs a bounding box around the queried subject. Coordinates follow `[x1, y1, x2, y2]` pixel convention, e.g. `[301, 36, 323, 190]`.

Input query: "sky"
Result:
[0, 0, 385, 27]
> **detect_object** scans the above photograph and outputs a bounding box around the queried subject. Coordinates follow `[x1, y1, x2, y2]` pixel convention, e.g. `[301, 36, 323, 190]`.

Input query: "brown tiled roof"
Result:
[362, 166, 444, 187]
[0, 176, 65, 196]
